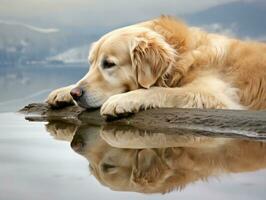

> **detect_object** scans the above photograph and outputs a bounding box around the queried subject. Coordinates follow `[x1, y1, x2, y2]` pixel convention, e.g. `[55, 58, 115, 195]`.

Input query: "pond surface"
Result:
[1, 113, 266, 200]
[0, 64, 87, 112]
[1, 66, 266, 200]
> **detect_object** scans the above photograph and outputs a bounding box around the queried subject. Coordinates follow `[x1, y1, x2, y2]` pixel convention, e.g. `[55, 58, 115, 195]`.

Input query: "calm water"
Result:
[0, 64, 87, 112]
[1, 66, 266, 200]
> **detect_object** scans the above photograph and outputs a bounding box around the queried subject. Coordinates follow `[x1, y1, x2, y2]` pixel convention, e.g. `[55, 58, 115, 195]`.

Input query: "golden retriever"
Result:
[46, 122, 266, 194]
[47, 16, 266, 116]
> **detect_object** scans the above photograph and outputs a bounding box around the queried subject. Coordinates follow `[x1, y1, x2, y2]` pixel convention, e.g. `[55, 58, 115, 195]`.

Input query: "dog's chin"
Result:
[74, 96, 103, 110]
[76, 101, 101, 110]
[82, 105, 100, 111]
[73, 90, 111, 110]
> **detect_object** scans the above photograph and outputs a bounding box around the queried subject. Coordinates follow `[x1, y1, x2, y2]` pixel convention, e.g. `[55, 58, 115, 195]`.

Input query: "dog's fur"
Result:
[88, 136, 266, 194]
[47, 16, 266, 115]
[46, 122, 266, 194]
[45, 17, 266, 193]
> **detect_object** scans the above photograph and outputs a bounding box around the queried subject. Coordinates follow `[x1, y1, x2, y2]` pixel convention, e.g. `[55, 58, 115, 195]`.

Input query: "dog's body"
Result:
[46, 122, 266, 193]
[47, 16, 266, 115]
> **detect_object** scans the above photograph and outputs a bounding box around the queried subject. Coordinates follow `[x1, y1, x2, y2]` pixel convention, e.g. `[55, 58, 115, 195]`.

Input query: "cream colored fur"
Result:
[46, 123, 266, 194]
[47, 16, 266, 116]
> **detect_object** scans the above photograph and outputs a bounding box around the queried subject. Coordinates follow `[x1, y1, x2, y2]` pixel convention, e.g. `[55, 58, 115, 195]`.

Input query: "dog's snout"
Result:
[70, 135, 85, 153]
[70, 87, 83, 100]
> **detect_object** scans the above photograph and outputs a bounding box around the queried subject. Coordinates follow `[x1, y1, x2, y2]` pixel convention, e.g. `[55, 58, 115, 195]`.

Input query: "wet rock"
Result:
[19, 103, 266, 140]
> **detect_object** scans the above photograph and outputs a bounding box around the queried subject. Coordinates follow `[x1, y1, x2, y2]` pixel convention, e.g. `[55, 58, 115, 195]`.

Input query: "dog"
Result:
[47, 16, 266, 117]
[88, 133, 266, 194]
[46, 121, 266, 193]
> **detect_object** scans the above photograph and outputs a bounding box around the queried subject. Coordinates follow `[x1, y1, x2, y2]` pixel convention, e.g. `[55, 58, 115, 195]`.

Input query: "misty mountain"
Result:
[0, 21, 94, 66]
[185, 1, 266, 38]
[47, 45, 89, 64]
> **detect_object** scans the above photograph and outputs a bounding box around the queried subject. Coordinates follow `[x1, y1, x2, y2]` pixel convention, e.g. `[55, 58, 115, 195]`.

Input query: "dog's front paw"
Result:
[46, 86, 74, 108]
[46, 122, 77, 141]
[100, 93, 145, 119]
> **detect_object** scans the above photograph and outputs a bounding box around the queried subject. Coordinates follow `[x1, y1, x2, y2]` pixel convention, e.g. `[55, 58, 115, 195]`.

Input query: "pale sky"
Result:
[0, 0, 242, 28]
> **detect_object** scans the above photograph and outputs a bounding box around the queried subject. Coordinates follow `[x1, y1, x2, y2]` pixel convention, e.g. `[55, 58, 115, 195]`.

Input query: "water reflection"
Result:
[46, 121, 266, 194]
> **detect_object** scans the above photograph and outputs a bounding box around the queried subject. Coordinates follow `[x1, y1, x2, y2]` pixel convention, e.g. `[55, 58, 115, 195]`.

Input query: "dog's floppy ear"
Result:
[130, 32, 176, 88]
[131, 149, 168, 185]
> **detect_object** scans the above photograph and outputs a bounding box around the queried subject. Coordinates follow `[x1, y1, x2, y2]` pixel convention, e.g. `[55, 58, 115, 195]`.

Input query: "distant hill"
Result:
[185, 1, 266, 39]
[0, 21, 93, 66]
[47, 45, 89, 64]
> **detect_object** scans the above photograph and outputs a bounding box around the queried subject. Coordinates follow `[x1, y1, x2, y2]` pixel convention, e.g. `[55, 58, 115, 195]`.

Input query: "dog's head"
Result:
[71, 23, 177, 109]
[70, 127, 218, 194]
[72, 134, 192, 193]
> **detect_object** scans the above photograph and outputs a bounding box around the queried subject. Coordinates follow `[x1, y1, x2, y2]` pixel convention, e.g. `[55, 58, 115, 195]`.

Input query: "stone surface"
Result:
[19, 103, 266, 140]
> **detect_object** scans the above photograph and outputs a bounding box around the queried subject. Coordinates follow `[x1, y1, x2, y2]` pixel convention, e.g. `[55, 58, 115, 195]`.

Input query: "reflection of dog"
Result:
[46, 121, 77, 141]
[46, 122, 266, 193]
[47, 16, 266, 117]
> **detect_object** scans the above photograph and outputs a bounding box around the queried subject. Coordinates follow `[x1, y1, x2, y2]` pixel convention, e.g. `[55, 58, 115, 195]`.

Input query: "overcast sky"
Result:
[0, 0, 245, 28]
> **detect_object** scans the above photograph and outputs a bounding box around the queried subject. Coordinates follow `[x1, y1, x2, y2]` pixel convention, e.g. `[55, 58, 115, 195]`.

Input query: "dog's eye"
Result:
[101, 163, 116, 172]
[102, 59, 116, 69]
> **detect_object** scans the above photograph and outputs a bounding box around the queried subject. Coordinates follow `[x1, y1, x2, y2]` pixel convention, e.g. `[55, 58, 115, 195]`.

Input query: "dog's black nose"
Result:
[70, 87, 83, 100]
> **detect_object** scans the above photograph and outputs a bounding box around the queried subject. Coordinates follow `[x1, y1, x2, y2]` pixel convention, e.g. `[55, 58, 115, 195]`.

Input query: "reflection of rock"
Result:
[42, 120, 266, 194]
